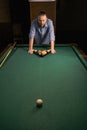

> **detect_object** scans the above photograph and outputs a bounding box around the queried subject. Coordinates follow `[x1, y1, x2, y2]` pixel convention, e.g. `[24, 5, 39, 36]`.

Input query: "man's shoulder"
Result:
[31, 19, 38, 26]
[47, 19, 53, 22]
[47, 19, 53, 25]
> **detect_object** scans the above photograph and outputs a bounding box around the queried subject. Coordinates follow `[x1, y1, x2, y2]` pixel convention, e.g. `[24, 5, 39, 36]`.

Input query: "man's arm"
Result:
[49, 20, 56, 54]
[28, 38, 34, 54]
[50, 40, 56, 54]
[28, 20, 36, 54]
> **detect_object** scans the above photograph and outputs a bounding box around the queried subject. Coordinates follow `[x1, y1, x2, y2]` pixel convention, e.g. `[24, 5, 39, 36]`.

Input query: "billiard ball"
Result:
[36, 99, 43, 107]
[41, 50, 47, 56]
[37, 50, 41, 56]
[34, 50, 37, 52]
[47, 49, 51, 53]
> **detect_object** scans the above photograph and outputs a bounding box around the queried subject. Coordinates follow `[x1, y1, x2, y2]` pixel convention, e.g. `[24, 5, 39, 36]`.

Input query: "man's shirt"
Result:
[29, 19, 55, 44]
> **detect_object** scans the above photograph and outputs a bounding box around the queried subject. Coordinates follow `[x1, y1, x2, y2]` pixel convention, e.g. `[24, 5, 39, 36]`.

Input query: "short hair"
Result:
[38, 11, 47, 16]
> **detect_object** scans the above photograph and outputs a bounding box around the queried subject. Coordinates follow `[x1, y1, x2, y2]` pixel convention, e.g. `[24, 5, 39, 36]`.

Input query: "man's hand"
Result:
[51, 49, 56, 54]
[28, 49, 34, 54]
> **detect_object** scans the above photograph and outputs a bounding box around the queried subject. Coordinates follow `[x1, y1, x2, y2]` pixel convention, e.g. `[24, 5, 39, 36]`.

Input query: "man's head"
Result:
[37, 11, 47, 27]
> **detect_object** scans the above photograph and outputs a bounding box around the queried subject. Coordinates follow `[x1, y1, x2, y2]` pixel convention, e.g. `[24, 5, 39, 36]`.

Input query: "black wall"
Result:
[10, 0, 30, 43]
[56, 0, 87, 53]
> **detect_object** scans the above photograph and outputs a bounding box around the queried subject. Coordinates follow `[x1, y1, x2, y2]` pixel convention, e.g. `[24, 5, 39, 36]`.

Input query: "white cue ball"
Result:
[36, 99, 43, 107]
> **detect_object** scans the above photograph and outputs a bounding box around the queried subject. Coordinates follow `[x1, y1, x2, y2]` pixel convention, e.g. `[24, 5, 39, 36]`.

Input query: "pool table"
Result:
[0, 44, 87, 130]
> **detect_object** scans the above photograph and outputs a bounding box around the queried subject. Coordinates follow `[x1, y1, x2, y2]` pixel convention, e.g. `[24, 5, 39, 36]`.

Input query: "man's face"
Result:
[37, 15, 47, 27]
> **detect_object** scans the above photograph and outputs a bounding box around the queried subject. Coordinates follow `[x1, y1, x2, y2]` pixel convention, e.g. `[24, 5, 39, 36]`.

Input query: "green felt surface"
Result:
[0, 45, 87, 130]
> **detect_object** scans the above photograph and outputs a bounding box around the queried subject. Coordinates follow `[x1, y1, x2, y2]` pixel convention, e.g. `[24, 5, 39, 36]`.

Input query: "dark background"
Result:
[56, 0, 87, 53]
[0, 0, 87, 54]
